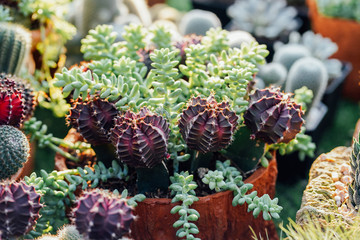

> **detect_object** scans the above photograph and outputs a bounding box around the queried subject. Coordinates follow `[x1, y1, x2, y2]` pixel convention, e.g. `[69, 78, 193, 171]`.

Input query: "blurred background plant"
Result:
[316, 0, 360, 22]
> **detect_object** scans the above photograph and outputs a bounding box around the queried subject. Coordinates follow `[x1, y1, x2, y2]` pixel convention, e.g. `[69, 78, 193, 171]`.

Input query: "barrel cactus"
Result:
[67, 97, 119, 145]
[0, 125, 30, 180]
[349, 134, 360, 208]
[0, 181, 42, 239]
[110, 107, 170, 168]
[0, 74, 35, 127]
[244, 88, 304, 144]
[72, 190, 134, 240]
[179, 96, 238, 153]
[178, 9, 221, 36]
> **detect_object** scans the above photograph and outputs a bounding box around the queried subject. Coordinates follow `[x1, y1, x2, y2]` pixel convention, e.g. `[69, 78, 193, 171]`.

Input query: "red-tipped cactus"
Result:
[72, 190, 134, 240]
[110, 108, 170, 168]
[67, 97, 119, 145]
[179, 96, 238, 153]
[244, 88, 304, 144]
[174, 34, 202, 64]
[0, 181, 42, 239]
[0, 74, 35, 127]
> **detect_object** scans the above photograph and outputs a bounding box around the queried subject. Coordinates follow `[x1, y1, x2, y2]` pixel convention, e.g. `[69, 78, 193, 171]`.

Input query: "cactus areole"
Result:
[179, 96, 238, 153]
[110, 108, 170, 168]
[244, 88, 304, 144]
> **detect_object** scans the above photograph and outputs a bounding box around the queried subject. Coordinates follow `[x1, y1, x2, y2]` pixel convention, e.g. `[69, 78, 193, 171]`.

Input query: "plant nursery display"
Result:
[0, 12, 317, 240]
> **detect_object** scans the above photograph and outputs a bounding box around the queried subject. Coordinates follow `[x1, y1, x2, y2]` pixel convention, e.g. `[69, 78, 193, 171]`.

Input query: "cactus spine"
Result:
[0, 22, 31, 75]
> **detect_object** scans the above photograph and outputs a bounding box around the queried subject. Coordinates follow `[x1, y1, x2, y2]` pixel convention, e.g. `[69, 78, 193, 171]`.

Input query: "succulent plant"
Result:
[110, 108, 170, 168]
[257, 62, 287, 86]
[272, 44, 311, 71]
[179, 96, 238, 153]
[0, 125, 30, 180]
[178, 9, 222, 36]
[349, 133, 360, 208]
[0, 22, 31, 75]
[67, 97, 119, 146]
[285, 57, 328, 111]
[174, 34, 202, 64]
[72, 190, 134, 240]
[244, 88, 304, 144]
[316, 0, 360, 22]
[0, 74, 35, 127]
[0, 181, 42, 239]
[227, 0, 300, 39]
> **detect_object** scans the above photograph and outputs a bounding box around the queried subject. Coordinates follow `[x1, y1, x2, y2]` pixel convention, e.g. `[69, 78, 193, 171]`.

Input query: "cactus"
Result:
[57, 225, 82, 240]
[0, 74, 35, 127]
[244, 88, 304, 144]
[0, 181, 42, 239]
[110, 107, 170, 168]
[273, 44, 311, 71]
[285, 57, 328, 111]
[174, 34, 202, 64]
[178, 96, 238, 153]
[349, 133, 360, 208]
[227, 0, 300, 38]
[67, 97, 119, 146]
[0, 22, 32, 75]
[72, 190, 134, 240]
[0, 125, 30, 180]
[178, 9, 221, 36]
[257, 62, 287, 86]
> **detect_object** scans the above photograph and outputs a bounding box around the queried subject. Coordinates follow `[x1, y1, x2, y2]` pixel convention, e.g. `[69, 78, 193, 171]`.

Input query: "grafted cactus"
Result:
[0, 181, 42, 239]
[0, 125, 30, 180]
[0, 74, 35, 127]
[72, 190, 134, 240]
[110, 108, 170, 168]
[244, 88, 304, 144]
[67, 97, 119, 145]
[349, 134, 360, 208]
[179, 96, 238, 153]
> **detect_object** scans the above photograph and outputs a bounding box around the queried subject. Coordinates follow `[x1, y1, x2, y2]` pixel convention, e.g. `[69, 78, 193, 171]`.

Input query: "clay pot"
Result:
[130, 157, 279, 240]
[307, 0, 360, 101]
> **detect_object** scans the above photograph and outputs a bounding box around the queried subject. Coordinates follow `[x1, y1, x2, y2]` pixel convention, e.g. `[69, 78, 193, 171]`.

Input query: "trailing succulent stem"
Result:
[170, 172, 200, 240]
[203, 160, 282, 220]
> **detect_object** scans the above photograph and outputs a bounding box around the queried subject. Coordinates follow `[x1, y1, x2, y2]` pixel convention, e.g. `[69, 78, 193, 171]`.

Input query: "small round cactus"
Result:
[0, 74, 35, 127]
[258, 62, 287, 87]
[273, 44, 311, 71]
[110, 108, 170, 168]
[57, 225, 82, 240]
[244, 88, 304, 144]
[0, 125, 30, 180]
[72, 190, 134, 240]
[179, 96, 238, 153]
[178, 9, 221, 36]
[67, 97, 119, 146]
[285, 57, 328, 111]
[0, 181, 42, 239]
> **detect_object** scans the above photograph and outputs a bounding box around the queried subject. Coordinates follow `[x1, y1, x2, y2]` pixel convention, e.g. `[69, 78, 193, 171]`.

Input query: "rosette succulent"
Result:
[179, 96, 238, 153]
[244, 88, 304, 144]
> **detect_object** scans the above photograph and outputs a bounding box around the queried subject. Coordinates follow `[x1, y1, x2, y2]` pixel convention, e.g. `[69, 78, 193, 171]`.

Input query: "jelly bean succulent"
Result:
[16, 23, 315, 240]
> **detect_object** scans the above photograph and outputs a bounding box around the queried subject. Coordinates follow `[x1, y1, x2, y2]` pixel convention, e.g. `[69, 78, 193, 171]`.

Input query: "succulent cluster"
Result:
[0, 74, 35, 127]
[72, 190, 134, 240]
[0, 181, 42, 239]
[244, 88, 304, 144]
[110, 108, 170, 168]
[179, 96, 238, 153]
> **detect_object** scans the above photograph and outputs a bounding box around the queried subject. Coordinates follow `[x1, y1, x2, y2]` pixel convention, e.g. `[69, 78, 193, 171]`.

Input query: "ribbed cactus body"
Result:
[0, 181, 42, 239]
[285, 57, 328, 110]
[0, 125, 30, 180]
[67, 97, 118, 145]
[0, 23, 31, 75]
[349, 136, 360, 208]
[244, 88, 304, 144]
[110, 108, 170, 168]
[0, 74, 35, 127]
[179, 96, 238, 153]
[72, 190, 134, 240]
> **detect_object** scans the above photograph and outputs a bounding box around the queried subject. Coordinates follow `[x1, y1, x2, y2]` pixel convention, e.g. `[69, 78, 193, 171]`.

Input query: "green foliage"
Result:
[316, 0, 360, 22]
[294, 86, 314, 113]
[0, 125, 30, 180]
[150, 24, 172, 49]
[0, 5, 12, 22]
[203, 160, 282, 220]
[170, 172, 200, 240]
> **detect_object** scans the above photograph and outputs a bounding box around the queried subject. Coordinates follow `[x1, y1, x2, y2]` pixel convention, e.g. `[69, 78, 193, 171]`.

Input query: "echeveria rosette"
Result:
[244, 88, 304, 144]
[67, 97, 119, 146]
[179, 96, 238, 153]
[0, 181, 42, 239]
[110, 108, 170, 168]
[72, 190, 134, 240]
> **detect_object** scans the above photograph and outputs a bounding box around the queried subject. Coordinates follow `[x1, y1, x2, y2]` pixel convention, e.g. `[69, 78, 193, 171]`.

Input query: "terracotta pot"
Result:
[307, 0, 360, 101]
[130, 157, 279, 240]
